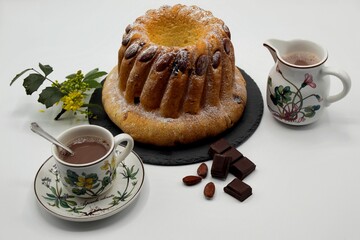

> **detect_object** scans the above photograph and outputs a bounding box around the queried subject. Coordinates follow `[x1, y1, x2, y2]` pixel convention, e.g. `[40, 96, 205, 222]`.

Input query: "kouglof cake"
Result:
[102, 4, 247, 146]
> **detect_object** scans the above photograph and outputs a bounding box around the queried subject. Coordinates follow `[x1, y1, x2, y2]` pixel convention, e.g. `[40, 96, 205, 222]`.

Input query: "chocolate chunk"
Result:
[211, 154, 231, 179]
[208, 138, 231, 157]
[223, 147, 243, 164]
[230, 157, 256, 180]
[224, 178, 252, 202]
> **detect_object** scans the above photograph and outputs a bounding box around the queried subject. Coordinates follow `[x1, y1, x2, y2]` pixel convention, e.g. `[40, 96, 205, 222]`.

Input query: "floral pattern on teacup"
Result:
[64, 157, 118, 197]
[41, 161, 139, 215]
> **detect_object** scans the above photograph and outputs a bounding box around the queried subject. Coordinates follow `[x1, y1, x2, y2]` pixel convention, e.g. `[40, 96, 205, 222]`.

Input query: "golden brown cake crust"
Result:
[102, 4, 247, 146]
[102, 66, 247, 146]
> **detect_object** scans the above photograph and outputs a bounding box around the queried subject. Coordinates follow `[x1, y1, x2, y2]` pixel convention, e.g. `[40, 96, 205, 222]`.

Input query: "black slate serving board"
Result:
[88, 68, 263, 166]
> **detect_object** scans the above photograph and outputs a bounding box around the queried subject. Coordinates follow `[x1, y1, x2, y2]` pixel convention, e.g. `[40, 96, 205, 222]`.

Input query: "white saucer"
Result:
[34, 146, 145, 222]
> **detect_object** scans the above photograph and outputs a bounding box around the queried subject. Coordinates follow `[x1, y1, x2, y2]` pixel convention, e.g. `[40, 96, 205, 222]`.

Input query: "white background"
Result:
[1, 0, 360, 239]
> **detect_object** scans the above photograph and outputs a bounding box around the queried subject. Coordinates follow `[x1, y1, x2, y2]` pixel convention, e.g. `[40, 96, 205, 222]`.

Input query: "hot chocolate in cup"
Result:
[52, 125, 134, 198]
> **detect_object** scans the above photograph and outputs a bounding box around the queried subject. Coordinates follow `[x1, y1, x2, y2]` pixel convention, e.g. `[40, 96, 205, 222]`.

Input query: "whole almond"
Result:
[223, 38, 231, 55]
[174, 49, 189, 73]
[124, 43, 140, 59]
[155, 52, 174, 72]
[182, 175, 202, 186]
[197, 163, 208, 178]
[195, 55, 209, 76]
[212, 51, 221, 69]
[204, 182, 215, 199]
[139, 46, 158, 62]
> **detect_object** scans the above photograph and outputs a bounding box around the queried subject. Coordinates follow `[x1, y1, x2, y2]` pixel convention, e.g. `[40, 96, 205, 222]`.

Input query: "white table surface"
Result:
[1, 0, 359, 239]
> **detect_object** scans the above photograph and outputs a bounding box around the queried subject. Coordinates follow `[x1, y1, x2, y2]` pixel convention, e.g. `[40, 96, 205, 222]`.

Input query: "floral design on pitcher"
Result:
[268, 66, 323, 123]
[64, 157, 117, 197]
[41, 162, 139, 216]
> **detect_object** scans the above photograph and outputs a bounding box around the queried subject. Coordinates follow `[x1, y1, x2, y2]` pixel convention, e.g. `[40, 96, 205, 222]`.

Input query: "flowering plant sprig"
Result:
[10, 63, 107, 120]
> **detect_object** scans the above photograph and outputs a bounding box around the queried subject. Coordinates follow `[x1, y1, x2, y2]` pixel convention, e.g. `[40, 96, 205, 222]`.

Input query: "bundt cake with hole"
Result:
[102, 4, 247, 146]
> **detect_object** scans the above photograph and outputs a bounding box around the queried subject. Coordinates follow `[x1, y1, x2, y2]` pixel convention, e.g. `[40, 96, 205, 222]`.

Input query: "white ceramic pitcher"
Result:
[264, 39, 351, 125]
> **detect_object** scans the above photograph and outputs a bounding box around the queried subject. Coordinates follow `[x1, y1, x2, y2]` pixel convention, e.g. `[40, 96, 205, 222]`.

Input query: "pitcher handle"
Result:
[114, 133, 134, 167]
[320, 66, 351, 106]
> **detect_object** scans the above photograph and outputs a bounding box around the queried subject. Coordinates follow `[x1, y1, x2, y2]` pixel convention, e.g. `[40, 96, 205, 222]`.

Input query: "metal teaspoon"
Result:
[30, 122, 74, 155]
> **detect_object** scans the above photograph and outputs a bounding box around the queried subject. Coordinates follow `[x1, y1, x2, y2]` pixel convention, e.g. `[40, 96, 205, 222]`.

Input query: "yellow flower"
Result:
[111, 157, 116, 169]
[76, 176, 94, 189]
[101, 160, 110, 171]
[61, 91, 84, 111]
[101, 158, 116, 171]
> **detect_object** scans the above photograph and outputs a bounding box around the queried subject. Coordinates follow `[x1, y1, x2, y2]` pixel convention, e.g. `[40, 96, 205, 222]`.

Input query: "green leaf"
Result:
[84, 173, 98, 182]
[10, 68, 32, 86]
[65, 177, 72, 185]
[66, 169, 80, 184]
[84, 70, 107, 81]
[304, 106, 313, 112]
[50, 186, 57, 195]
[22, 73, 46, 95]
[102, 176, 111, 187]
[39, 63, 53, 76]
[59, 200, 70, 208]
[83, 79, 102, 89]
[84, 68, 99, 78]
[284, 86, 291, 92]
[65, 73, 77, 79]
[313, 105, 321, 111]
[304, 106, 316, 118]
[38, 87, 65, 108]
[44, 196, 57, 201]
[66, 200, 77, 206]
[55, 199, 59, 208]
[72, 188, 86, 195]
[46, 193, 56, 199]
[304, 111, 315, 118]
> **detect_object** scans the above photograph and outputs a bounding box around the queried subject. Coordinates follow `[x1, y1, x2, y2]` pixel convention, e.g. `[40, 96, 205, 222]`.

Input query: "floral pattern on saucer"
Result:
[34, 147, 145, 222]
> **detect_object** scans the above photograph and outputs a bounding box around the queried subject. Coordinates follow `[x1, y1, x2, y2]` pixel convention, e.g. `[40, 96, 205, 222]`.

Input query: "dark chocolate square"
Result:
[211, 154, 231, 179]
[208, 138, 231, 157]
[230, 157, 256, 180]
[223, 147, 243, 164]
[224, 178, 252, 202]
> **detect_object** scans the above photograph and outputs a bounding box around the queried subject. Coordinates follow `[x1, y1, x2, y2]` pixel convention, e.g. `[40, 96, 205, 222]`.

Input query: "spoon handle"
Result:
[30, 122, 74, 155]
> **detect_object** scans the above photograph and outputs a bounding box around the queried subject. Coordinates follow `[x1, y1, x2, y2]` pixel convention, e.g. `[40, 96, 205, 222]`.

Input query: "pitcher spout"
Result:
[263, 39, 288, 63]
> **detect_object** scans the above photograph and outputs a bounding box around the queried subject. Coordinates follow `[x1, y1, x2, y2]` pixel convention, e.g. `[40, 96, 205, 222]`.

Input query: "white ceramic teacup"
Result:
[52, 125, 134, 198]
